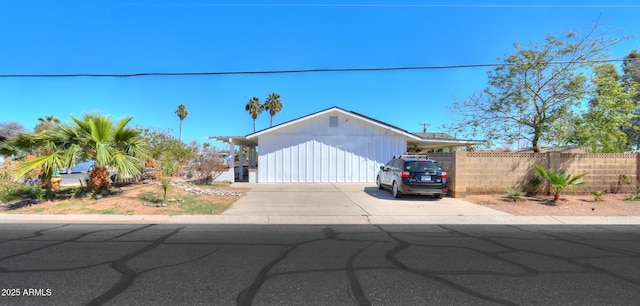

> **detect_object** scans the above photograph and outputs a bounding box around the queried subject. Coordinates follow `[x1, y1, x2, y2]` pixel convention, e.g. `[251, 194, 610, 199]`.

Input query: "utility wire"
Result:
[5, 3, 640, 8]
[0, 58, 638, 78]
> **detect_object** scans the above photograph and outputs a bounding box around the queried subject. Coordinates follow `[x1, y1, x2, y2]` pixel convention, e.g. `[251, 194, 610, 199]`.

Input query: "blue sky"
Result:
[1, 1, 639, 148]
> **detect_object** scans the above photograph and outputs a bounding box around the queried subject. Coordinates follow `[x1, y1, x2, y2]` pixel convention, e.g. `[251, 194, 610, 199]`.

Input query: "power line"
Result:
[5, 3, 640, 8]
[1, 58, 638, 78]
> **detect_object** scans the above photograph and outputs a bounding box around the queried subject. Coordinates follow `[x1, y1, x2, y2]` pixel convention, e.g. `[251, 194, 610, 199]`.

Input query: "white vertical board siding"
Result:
[257, 111, 407, 183]
[290, 144, 299, 183]
[306, 140, 313, 182]
[336, 146, 345, 183]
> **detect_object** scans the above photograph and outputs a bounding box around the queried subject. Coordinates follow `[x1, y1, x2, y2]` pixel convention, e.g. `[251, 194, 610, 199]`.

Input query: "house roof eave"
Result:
[245, 106, 421, 140]
[206, 136, 257, 147]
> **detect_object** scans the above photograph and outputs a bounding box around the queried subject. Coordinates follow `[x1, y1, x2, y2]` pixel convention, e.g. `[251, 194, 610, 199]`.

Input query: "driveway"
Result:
[225, 183, 510, 218]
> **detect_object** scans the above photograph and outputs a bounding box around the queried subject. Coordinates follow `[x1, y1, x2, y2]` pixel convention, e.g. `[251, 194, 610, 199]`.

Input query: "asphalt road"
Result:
[1, 224, 640, 306]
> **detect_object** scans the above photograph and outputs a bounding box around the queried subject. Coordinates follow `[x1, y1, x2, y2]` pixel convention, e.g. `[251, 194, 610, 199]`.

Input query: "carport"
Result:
[206, 136, 258, 182]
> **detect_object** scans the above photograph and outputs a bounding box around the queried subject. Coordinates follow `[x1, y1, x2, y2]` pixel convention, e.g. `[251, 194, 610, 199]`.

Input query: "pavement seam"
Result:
[331, 183, 372, 218]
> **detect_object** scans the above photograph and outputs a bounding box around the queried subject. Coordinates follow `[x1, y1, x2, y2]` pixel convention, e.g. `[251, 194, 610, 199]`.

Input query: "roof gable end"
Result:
[246, 106, 420, 140]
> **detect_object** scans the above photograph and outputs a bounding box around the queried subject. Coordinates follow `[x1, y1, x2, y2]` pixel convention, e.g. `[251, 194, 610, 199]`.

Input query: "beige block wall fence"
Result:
[429, 152, 640, 197]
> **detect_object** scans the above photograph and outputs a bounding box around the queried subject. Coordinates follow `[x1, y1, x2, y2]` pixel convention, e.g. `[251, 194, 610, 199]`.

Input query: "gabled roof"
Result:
[246, 106, 421, 140]
[208, 106, 484, 149]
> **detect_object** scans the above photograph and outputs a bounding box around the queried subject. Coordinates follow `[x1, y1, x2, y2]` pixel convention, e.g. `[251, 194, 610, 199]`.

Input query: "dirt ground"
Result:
[2, 182, 249, 215]
[463, 193, 640, 216]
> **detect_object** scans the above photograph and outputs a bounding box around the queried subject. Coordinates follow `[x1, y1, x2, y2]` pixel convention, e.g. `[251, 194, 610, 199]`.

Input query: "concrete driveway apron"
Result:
[224, 183, 510, 217]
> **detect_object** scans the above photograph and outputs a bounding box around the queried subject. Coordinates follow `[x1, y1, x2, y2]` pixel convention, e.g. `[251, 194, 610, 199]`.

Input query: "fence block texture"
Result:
[428, 152, 639, 197]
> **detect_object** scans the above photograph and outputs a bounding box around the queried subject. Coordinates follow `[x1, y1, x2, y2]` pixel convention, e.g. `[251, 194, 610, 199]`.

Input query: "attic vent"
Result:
[329, 116, 338, 127]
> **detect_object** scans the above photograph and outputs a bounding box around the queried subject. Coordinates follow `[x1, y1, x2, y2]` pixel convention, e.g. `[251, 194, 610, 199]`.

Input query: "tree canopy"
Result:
[622, 50, 640, 150]
[137, 125, 194, 163]
[245, 96, 263, 132]
[263, 92, 283, 127]
[34, 115, 61, 133]
[570, 64, 636, 152]
[175, 104, 189, 141]
[448, 23, 627, 152]
[0, 121, 27, 138]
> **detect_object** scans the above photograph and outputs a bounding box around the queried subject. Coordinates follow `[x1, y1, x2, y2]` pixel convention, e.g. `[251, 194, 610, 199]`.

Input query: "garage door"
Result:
[258, 135, 406, 183]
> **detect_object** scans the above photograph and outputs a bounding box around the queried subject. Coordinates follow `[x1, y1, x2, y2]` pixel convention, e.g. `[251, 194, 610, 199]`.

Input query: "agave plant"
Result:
[532, 164, 588, 202]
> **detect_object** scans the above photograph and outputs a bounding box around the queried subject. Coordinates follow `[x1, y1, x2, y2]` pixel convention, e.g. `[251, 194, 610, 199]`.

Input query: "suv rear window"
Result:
[404, 161, 439, 171]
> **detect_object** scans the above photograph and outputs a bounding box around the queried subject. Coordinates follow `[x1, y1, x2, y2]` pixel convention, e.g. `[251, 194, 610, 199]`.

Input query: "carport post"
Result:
[228, 138, 235, 181]
[249, 147, 256, 167]
[238, 144, 244, 181]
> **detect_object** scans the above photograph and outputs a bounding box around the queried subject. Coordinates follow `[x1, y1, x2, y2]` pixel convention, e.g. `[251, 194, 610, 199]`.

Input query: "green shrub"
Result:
[507, 189, 525, 202]
[0, 184, 47, 202]
[526, 175, 545, 195]
[532, 164, 588, 202]
[624, 194, 640, 201]
[620, 174, 640, 195]
[590, 190, 606, 201]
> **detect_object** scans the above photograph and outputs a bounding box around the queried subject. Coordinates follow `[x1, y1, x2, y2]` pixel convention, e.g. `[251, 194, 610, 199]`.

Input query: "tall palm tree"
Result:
[263, 92, 283, 127]
[175, 104, 189, 141]
[245, 97, 263, 132]
[35, 115, 61, 133]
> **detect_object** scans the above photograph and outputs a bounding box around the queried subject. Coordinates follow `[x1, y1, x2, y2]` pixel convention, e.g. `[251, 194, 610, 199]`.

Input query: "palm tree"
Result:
[263, 92, 283, 127]
[35, 115, 61, 133]
[14, 114, 150, 192]
[532, 164, 588, 202]
[70, 114, 150, 191]
[11, 129, 68, 190]
[175, 104, 189, 141]
[245, 97, 263, 132]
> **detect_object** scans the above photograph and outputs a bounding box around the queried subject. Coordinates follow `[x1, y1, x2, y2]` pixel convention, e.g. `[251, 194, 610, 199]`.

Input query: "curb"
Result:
[1, 214, 640, 225]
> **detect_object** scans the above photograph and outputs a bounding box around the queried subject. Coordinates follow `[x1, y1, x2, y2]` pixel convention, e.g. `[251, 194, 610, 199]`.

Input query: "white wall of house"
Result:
[257, 110, 407, 183]
[213, 167, 235, 182]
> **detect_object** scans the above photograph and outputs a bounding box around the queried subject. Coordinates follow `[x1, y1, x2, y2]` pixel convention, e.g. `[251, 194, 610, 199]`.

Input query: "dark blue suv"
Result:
[376, 155, 448, 199]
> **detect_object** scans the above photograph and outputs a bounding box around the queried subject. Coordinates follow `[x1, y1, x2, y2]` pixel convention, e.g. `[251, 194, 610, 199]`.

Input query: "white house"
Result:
[208, 106, 481, 183]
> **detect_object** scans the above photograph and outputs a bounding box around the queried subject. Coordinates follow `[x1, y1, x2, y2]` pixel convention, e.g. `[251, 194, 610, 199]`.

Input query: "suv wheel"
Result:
[376, 176, 383, 189]
[392, 181, 401, 198]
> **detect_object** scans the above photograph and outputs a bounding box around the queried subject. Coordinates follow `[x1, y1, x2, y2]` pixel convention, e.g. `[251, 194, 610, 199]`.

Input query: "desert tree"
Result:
[447, 22, 626, 152]
[0, 121, 27, 138]
[188, 141, 228, 182]
[569, 64, 636, 152]
[0, 121, 28, 157]
[137, 126, 195, 165]
[621, 50, 640, 150]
